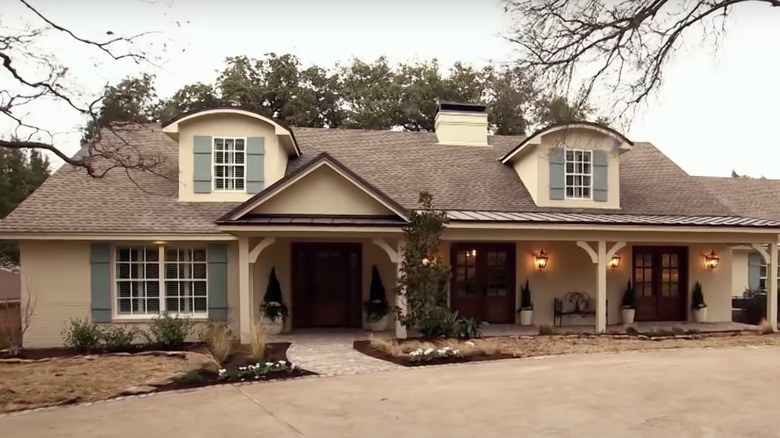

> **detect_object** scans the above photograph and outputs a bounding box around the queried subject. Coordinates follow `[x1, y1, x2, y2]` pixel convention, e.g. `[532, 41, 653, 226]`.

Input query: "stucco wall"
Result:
[434, 111, 489, 146]
[253, 238, 398, 331]
[511, 127, 623, 210]
[252, 166, 394, 216]
[178, 113, 289, 202]
[731, 248, 750, 297]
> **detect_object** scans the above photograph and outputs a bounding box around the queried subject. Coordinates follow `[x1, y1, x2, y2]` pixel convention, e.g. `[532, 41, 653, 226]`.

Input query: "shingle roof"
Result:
[0, 123, 748, 234]
[696, 176, 780, 222]
[445, 211, 780, 227]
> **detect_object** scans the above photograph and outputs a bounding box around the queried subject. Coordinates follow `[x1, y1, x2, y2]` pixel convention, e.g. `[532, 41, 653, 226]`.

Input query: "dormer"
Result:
[162, 107, 300, 202]
[500, 122, 633, 209]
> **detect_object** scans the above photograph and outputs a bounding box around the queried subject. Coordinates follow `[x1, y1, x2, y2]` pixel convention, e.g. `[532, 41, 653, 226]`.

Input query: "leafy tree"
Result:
[482, 65, 534, 135]
[82, 74, 159, 143]
[503, 0, 780, 116]
[157, 82, 221, 122]
[339, 56, 402, 130]
[0, 147, 50, 265]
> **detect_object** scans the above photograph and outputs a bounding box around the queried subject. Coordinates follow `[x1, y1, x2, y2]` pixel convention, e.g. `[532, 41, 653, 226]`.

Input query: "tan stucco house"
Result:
[3, 104, 780, 348]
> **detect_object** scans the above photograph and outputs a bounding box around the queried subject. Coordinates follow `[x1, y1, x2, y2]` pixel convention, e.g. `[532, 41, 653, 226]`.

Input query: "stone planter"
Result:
[261, 317, 284, 335]
[519, 309, 533, 326]
[365, 315, 389, 332]
[693, 307, 707, 323]
[621, 308, 635, 324]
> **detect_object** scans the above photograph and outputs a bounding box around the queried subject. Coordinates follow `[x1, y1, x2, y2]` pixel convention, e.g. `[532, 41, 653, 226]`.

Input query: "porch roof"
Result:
[220, 213, 406, 227]
[444, 210, 780, 228]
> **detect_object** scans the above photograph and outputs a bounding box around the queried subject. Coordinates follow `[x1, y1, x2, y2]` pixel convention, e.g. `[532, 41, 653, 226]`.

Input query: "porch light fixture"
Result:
[467, 249, 477, 257]
[534, 250, 549, 270]
[705, 251, 720, 270]
[608, 255, 621, 270]
[152, 240, 167, 245]
[422, 257, 431, 266]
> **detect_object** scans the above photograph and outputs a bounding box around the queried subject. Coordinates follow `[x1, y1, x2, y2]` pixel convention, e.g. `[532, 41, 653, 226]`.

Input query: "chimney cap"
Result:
[437, 102, 487, 114]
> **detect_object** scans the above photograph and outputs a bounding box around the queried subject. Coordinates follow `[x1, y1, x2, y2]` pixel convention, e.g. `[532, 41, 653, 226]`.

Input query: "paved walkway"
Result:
[5, 346, 780, 437]
[273, 329, 402, 376]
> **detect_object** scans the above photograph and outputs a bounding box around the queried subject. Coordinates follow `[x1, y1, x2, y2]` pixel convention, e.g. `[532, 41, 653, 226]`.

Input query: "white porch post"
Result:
[596, 240, 607, 333]
[395, 245, 408, 339]
[769, 241, 778, 331]
[238, 237, 252, 343]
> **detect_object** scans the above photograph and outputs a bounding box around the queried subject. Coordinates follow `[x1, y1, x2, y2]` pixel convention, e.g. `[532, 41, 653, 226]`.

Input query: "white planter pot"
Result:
[519, 309, 533, 326]
[366, 315, 389, 332]
[621, 308, 635, 325]
[261, 317, 284, 335]
[693, 307, 707, 323]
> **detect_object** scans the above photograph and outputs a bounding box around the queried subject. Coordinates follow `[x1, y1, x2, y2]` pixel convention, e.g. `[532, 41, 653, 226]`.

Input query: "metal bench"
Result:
[553, 292, 607, 327]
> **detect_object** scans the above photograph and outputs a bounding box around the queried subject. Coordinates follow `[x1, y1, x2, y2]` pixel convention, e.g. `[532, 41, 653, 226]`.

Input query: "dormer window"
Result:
[213, 137, 246, 191]
[564, 148, 592, 199]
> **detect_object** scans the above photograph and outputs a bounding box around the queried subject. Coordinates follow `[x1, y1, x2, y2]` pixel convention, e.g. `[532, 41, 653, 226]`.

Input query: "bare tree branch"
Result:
[503, 0, 780, 120]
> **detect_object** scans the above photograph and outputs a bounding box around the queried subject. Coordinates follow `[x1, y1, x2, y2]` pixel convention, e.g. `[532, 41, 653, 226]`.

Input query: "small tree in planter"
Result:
[365, 265, 390, 332]
[517, 279, 533, 326]
[621, 280, 636, 324]
[691, 281, 707, 322]
[397, 192, 459, 337]
[260, 267, 288, 335]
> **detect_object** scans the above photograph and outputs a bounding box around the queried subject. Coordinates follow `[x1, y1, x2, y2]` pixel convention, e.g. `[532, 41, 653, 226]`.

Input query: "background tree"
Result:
[156, 82, 220, 123]
[1, 0, 168, 177]
[503, 0, 780, 117]
[0, 147, 50, 265]
[82, 74, 159, 143]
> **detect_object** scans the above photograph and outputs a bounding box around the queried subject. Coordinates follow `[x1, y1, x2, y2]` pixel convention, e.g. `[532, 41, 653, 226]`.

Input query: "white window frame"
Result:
[564, 148, 593, 200]
[112, 245, 209, 320]
[212, 136, 247, 193]
[759, 263, 780, 293]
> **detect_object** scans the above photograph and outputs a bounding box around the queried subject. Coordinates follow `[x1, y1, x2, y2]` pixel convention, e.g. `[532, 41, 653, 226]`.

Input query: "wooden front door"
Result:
[633, 246, 688, 321]
[450, 243, 515, 323]
[292, 243, 362, 328]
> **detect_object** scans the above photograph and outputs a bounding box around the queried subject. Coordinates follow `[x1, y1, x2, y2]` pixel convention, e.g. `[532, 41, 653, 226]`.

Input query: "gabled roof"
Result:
[217, 152, 409, 223]
[499, 121, 634, 164]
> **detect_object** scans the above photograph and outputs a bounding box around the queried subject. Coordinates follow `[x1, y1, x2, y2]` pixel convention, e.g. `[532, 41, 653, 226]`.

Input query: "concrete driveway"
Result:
[3, 346, 780, 438]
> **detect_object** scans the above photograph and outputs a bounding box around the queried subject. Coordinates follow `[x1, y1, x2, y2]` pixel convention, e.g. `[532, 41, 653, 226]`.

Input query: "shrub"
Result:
[409, 346, 462, 364]
[417, 307, 461, 337]
[101, 326, 138, 352]
[365, 266, 389, 322]
[758, 318, 774, 334]
[538, 323, 553, 336]
[457, 317, 481, 339]
[200, 321, 235, 365]
[520, 279, 533, 310]
[61, 318, 102, 352]
[621, 280, 635, 309]
[247, 320, 267, 361]
[691, 281, 706, 309]
[142, 313, 192, 350]
[369, 335, 401, 356]
[261, 267, 288, 322]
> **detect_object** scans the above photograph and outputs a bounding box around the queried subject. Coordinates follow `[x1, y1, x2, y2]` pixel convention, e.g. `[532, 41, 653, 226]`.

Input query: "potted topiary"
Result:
[692, 281, 707, 322]
[621, 279, 636, 324]
[260, 267, 288, 335]
[364, 266, 390, 332]
[517, 279, 533, 326]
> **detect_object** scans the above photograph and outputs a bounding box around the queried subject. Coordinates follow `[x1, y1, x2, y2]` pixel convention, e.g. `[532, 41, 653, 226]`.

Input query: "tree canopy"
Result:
[84, 53, 606, 142]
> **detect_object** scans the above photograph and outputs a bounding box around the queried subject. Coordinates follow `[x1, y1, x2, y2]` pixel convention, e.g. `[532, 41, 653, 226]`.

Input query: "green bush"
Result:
[101, 326, 138, 352]
[418, 307, 461, 337]
[457, 317, 481, 339]
[61, 318, 102, 352]
[621, 280, 635, 309]
[520, 279, 533, 310]
[142, 313, 193, 350]
[691, 282, 707, 309]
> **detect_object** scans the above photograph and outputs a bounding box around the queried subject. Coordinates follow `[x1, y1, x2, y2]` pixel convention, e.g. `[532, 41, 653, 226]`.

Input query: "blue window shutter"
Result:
[549, 148, 565, 200]
[193, 136, 212, 193]
[90, 244, 112, 323]
[207, 244, 228, 321]
[246, 137, 265, 194]
[749, 252, 763, 292]
[592, 150, 608, 202]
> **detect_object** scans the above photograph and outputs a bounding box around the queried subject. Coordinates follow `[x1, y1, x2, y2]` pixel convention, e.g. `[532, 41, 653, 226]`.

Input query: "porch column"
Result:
[596, 240, 607, 333]
[395, 245, 408, 339]
[238, 237, 252, 343]
[770, 242, 778, 331]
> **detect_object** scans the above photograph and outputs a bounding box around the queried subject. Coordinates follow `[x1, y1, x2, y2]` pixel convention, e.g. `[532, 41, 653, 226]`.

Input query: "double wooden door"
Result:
[292, 243, 362, 328]
[633, 246, 688, 321]
[450, 243, 515, 323]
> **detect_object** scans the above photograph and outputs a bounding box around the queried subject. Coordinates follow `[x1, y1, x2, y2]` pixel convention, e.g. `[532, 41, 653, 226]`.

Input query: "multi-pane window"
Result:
[564, 149, 592, 199]
[213, 137, 246, 191]
[758, 264, 780, 293]
[115, 246, 207, 317]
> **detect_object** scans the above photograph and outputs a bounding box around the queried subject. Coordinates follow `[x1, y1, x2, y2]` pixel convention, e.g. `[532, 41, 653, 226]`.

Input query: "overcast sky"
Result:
[4, 0, 780, 178]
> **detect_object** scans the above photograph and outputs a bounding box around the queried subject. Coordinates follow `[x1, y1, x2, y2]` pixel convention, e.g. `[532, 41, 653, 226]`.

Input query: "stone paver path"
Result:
[273, 330, 402, 376]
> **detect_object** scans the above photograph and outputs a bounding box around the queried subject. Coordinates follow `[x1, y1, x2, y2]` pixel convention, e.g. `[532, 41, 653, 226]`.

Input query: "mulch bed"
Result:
[353, 340, 514, 367]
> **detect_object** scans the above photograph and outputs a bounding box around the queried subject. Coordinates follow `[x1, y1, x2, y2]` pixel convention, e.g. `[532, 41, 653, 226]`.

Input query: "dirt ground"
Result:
[0, 355, 189, 413]
[4, 346, 780, 437]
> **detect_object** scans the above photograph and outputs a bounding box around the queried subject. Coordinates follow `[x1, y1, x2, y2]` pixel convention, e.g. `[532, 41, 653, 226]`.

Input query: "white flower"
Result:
[424, 348, 434, 355]
[453, 350, 460, 355]
[265, 362, 274, 367]
[218, 369, 226, 375]
[277, 360, 286, 365]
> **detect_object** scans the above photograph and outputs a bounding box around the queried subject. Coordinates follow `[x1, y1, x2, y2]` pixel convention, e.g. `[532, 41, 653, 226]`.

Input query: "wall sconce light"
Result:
[705, 251, 719, 270]
[608, 255, 621, 270]
[534, 250, 549, 270]
[421, 257, 431, 266]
